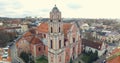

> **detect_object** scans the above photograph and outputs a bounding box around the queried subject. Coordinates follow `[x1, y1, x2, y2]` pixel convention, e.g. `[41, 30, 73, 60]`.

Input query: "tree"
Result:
[70, 58, 73, 63]
[20, 52, 29, 63]
[36, 55, 48, 63]
[0, 30, 17, 47]
[81, 50, 99, 63]
[20, 52, 34, 63]
[0, 31, 10, 47]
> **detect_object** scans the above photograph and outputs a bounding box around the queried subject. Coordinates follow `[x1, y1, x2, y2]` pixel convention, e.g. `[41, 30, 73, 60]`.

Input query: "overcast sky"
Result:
[0, 0, 120, 18]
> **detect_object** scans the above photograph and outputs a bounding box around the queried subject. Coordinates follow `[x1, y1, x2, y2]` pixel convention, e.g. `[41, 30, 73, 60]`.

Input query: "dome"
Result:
[52, 5, 59, 12]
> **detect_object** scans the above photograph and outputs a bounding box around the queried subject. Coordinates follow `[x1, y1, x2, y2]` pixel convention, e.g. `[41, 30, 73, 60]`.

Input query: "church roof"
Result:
[63, 23, 72, 36]
[37, 22, 48, 33]
[31, 36, 41, 44]
[37, 22, 72, 36]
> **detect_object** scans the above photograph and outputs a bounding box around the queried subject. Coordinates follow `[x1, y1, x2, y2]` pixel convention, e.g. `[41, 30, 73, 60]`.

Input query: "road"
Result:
[10, 43, 20, 63]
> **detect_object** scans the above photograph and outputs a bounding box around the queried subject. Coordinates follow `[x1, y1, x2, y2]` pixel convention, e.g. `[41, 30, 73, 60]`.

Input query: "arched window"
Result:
[64, 41, 66, 46]
[50, 40, 53, 48]
[51, 27, 53, 33]
[50, 20, 52, 22]
[38, 47, 41, 51]
[59, 20, 61, 22]
[44, 34, 46, 38]
[59, 40, 61, 48]
[73, 38, 75, 42]
[59, 27, 60, 32]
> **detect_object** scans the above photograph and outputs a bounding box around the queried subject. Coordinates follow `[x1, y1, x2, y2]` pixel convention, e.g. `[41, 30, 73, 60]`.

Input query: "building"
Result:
[0, 46, 11, 63]
[80, 23, 89, 31]
[20, 23, 29, 33]
[82, 39, 107, 57]
[0, 22, 3, 26]
[16, 5, 82, 63]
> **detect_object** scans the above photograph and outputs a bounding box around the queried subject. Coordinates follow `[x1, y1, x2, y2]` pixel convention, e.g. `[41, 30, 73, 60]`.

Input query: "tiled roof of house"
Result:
[110, 47, 120, 55]
[5, 27, 21, 29]
[82, 39, 103, 50]
[106, 47, 120, 63]
[0, 27, 21, 31]
[23, 31, 32, 37]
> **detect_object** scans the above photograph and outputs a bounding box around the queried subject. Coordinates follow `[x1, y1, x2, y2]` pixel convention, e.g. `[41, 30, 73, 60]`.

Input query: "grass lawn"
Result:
[36, 56, 48, 63]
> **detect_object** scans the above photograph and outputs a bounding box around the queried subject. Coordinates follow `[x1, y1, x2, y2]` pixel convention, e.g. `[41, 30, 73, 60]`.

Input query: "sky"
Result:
[0, 0, 120, 18]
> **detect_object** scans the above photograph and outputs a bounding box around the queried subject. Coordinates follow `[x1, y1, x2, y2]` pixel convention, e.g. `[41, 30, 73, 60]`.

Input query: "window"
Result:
[38, 47, 41, 51]
[51, 40, 53, 48]
[59, 40, 61, 48]
[64, 41, 66, 46]
[44, 34, 46, 38]
[73, 38, 75, 42]
[59, 27, 60, 32]
[50, 20, 52, 22]
[51, 27, 53, 33]
[59, 20, 61, 22]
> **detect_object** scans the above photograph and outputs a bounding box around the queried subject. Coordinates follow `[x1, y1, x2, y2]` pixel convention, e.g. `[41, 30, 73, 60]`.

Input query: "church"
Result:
[16, 5, 82, 63]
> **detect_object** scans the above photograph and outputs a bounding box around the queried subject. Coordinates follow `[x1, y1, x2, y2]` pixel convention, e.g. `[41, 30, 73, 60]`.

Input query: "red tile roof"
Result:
[110, 47, 120, 55]
[37, 22, 48, 33]
[23, 31, 32, 37]
[31, 37, 41, 44]
[37, 22, 72, 36]
[107, 56, 120, 63]
[63, 23, 72, 36]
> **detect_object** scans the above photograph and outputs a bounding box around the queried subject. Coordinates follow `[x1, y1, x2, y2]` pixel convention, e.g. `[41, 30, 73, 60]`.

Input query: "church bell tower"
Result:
[47, 5, 65, 63]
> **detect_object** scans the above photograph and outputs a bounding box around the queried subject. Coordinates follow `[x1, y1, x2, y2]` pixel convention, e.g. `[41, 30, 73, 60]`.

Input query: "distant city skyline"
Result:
[0, 0, 120, 18]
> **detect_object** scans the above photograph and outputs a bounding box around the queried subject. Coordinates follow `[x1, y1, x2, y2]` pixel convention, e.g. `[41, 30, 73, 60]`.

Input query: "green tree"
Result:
[81, 50, 99, 63]
[0, 31, 10, 47]
[20, 52, 34, 63]
[0, 30, 17, 47]
[70, 58, 73, 63]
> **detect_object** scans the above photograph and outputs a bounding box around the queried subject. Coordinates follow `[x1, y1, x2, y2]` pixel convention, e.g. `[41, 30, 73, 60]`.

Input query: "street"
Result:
[10, 43, 20, 63]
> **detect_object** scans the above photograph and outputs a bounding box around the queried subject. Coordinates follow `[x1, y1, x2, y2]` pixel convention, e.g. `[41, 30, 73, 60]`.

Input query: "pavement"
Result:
[10, 43, 24, 63]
